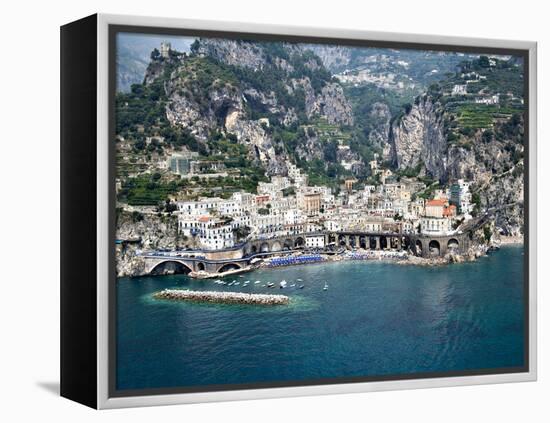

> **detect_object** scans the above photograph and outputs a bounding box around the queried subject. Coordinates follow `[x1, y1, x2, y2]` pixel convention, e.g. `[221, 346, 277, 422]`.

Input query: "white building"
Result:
[167, 150, 199, 175]
[178, 215, 234, 250]
[250, 213, 284, 237]
[420, 217, 452, 235]
[177, 197, 222, 216]
[475, 94, 500, 105]
[196, 216, 234, 250]
[452, 84, 468, 95]
[305, 234, 325, 249]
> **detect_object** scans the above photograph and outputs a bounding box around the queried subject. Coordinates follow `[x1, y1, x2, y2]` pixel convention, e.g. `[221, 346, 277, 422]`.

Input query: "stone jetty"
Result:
[153, 289, 289, 306]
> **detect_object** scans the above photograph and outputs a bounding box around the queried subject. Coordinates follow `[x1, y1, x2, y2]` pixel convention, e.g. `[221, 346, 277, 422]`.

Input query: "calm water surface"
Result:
[116, 246, 525, 390]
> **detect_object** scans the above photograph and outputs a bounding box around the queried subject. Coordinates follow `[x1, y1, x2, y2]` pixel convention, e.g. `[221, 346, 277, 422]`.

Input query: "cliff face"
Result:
[389, 96, 524, 235]
[197, 39, 268, 70]
[306, 45, 352, 73]
[115, 211, 190, 277]
[390, 98, 446, 180]
[366, 102, 392, 149]
[150, 39, 354, 176]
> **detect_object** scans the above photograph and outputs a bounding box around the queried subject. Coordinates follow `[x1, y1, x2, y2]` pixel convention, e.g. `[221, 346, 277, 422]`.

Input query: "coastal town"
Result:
[114, 40, 524, 279]
[166, 153, 473, 252]
[115, 147, 489, 280]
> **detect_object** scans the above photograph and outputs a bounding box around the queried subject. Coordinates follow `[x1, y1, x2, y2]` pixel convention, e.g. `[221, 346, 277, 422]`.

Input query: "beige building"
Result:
[299, 192, 321, 217]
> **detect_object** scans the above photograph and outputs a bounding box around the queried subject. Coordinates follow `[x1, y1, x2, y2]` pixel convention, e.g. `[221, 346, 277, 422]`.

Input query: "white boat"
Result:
[297, 278, 303, 282]
[254, 280, 261, 284]
[280, 280, 287, 288]
[323, 282, 328, 291]
[290, 284, 296, 287]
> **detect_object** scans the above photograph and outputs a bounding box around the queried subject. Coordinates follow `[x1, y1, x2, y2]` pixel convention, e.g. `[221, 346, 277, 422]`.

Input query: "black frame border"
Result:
[60, 14, 98, 409]
[107, 23, 530, 399]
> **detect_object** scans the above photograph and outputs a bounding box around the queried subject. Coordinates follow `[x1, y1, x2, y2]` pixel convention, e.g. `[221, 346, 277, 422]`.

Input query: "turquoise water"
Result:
[116, 246, 525, 391]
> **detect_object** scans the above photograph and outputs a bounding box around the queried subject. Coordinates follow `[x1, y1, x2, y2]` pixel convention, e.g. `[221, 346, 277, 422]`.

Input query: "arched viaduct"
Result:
[144, 256, 249, 276]
[142, 230, 473, 276]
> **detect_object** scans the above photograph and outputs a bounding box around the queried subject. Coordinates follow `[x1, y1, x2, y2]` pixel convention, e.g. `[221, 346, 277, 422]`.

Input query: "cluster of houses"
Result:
[168, 150, 228, 179]
[173, 158, 475, 251]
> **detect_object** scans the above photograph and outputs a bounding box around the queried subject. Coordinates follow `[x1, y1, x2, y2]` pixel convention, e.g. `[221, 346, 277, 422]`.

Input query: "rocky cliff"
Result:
[389, 94, 524, 235]
[143, 38, 355, 176]
[116, 211, 186, 277]
[389, 97, 447, 180]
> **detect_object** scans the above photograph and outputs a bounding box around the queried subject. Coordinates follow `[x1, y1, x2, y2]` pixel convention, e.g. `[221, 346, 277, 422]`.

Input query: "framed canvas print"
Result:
[60, 14, 537, 409]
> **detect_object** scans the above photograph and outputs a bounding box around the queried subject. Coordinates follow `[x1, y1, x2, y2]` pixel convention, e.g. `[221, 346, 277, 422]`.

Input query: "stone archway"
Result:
[218, 263, 241, 273]
[197, 262, 205, 271]
[294, 237, 305, 248]
[260, 242, 270, 253]
[429, 240, 441, 256]
[283, 239, 293, 250]
[415, 240, 423, 256]
[271, 241, 282, 252]
[368, 237, 376, 250]
[447, 238, 459, 251]
[339, 235, 346, 247]
[150, 260, 192, 276]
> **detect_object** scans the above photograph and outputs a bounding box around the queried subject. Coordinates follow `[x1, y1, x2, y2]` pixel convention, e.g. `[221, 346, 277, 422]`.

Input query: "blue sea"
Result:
[116, 245, 525, 391]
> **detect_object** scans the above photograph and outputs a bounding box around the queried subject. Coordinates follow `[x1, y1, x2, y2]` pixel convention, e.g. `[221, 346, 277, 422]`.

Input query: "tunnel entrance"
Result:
[150, 261, 192, 276]
[429, 240, 441, 256]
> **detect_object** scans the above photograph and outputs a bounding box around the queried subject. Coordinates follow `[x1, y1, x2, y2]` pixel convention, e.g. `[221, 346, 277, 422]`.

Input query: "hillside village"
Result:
[115, 40, 524, 263]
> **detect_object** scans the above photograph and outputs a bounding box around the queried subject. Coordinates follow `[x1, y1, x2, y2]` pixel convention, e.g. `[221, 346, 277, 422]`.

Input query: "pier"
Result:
[153, 289, 290, 305]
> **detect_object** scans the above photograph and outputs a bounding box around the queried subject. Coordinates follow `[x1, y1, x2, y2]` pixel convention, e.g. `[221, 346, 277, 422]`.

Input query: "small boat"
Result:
[228, 282, 234, 286]
[255, 280, 261, 284]
[235, 282, 240, 286]
[267, 282, 275, 288]
[323, 282, 328, 291]
[299, 285, 305, 289]
[280, 280, 287, 289]
[239, 275, 244, 278]
[290, 284, 296, 287]
[232, 280, 236, 283]
[297, 278, 303, 282]
[245, 281, 250, 284]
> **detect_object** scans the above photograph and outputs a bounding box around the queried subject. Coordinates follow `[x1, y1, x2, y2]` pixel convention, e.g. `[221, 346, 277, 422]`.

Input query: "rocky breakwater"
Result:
[153, 289, 290, 306]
